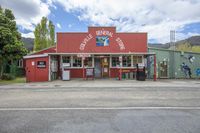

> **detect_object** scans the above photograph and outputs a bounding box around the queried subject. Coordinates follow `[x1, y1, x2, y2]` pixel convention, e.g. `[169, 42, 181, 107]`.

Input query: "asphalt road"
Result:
[0, 84, 200, 133]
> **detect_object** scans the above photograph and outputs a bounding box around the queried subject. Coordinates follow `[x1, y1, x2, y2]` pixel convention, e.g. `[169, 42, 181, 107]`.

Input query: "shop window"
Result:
[72, 56, 82, 67]
[133, 56, 143, 66]
[111, 56, 120, 67]
[62, 56, 71, 67]
[84, 57, 93, 67]
[62, 56, 70, 63]
[122, 56, 131, 67]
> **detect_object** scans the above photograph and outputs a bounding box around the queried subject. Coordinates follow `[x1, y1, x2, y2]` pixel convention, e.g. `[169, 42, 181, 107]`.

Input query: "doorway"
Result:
[94, 57, 109, 78]
[160, 61, 168, 78]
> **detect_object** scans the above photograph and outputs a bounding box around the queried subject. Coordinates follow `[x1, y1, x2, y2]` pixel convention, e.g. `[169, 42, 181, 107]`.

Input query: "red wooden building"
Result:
[24, 27, 156, 82]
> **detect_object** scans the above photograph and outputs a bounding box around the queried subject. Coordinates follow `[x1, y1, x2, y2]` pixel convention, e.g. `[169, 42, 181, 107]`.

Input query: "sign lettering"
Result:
[96, 29, 113, 37]
[80, 34, 93, 51]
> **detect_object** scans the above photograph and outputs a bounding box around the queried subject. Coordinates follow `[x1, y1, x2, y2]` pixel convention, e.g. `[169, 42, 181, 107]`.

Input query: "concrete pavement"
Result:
[0, 79, 200, 133]
[0, 79, 200, 89]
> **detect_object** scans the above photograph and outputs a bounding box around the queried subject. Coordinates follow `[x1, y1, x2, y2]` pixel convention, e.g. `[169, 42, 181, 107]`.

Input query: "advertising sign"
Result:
[37, 61, 46, 68]
[86, 68, 94, 76]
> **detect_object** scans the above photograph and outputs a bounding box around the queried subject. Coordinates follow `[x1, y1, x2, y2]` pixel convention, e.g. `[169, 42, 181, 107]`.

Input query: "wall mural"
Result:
[182, 55, 195, 63]
[180, 62, 192, 78]
[188, 55, 195, 63]
[196, 68, 200, 76]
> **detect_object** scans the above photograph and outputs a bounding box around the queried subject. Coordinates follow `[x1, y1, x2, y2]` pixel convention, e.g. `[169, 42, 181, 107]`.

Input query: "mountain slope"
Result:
[21, 37, 34, 51]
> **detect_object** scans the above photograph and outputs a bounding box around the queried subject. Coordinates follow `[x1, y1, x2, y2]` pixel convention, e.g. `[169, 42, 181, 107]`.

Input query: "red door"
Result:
[26, 59, 36, 82]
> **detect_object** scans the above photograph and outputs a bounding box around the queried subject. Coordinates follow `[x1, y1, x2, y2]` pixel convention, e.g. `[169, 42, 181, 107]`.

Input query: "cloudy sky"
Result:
[1, 0, 200, 43]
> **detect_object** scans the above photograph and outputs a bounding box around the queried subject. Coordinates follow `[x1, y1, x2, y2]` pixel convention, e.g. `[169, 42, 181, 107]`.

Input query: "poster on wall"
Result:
[86, 68, 94, 76]
[37, 61, 46, 68]
[96, 36, 109, 46]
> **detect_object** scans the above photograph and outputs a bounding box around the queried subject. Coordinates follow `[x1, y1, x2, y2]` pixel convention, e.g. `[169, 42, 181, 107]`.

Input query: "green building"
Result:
[148, 47, 200, 79]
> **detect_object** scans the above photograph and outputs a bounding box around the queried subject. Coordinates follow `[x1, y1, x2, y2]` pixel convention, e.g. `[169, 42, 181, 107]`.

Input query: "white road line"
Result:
[0, 107, 200, 111]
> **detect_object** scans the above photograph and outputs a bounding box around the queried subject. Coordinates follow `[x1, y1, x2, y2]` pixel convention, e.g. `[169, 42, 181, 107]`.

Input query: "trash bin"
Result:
[136, 71, 146, 81]
[136, 65, 146, 81]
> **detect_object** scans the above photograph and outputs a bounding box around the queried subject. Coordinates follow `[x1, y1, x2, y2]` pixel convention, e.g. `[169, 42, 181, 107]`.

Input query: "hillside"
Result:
[176, 36, 200, 46]
[148, 36, 200, 52]
[21, 37, 34, 52]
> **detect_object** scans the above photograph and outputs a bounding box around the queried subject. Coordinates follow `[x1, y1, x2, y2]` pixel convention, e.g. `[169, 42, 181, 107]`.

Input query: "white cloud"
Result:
[53, 0, 200, 43]
[0, 0, 51, 37]
[56, 23, 62, 29]
[21, 32, 34, 38]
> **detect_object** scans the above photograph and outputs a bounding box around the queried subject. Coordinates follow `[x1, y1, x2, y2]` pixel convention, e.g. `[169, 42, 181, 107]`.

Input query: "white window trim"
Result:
[72, 55, 83, 68]
[17, 59, 23, 68]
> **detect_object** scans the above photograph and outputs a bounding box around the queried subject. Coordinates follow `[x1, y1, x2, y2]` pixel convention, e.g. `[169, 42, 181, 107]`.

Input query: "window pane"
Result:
[133, 56, 143, 65]
[84, 57, 93, 67]
[112, 57, 119, 67]
[133, 56, 137, 65]
[122, 56, 131, 67]
[62, 56, 70, 63]
[138, 56, 142, 63]
[73, 56, 82, 67]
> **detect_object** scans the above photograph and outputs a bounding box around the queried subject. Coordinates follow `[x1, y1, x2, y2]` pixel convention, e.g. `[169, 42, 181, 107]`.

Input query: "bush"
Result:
[1, 73, 15, 80]
[16, 68, 25, 77]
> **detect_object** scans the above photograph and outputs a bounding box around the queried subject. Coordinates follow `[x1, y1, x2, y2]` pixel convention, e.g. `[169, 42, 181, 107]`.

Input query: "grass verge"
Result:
[0, 77, 26, 84]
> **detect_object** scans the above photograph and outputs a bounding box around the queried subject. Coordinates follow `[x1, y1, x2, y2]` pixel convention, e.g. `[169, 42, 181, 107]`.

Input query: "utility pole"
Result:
[170, 30, 176, 78]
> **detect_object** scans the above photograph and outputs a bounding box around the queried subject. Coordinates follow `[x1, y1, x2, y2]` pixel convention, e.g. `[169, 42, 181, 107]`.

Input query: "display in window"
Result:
[122, 56, 131, 67]
[84, 57, 93, 67]
[112, 56, 120, 67]
[73, 56, 82, 67]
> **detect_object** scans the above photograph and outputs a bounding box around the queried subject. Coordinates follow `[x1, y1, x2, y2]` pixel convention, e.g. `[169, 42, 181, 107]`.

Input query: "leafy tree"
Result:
[0, 7, 28, 78]
[48, 20, 55, 47]
[34, 17, 55, 51]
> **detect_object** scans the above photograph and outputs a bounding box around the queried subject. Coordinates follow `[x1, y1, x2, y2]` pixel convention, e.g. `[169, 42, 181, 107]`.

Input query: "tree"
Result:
[0, 7, 28, 78]
[34, 17, 55, 51]
[48, 20, 55, 47]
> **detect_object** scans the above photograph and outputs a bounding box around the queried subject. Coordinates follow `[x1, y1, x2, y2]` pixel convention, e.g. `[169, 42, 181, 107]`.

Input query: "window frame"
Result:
[72, 56, 82, 68]
[111, 56, 120, 68]
[122, 55, 132, 67]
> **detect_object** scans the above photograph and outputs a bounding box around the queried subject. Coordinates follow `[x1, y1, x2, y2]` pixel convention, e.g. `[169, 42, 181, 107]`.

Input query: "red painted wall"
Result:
[110, 68, 138, 78]
[57, 27, 147, 53]
[25, 56, 49, 82]
[62, 69, 83, 78]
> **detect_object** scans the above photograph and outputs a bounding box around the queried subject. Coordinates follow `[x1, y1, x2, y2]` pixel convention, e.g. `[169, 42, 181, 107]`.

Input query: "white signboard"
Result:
[86, 68, 94, 76]
[32, 61, 35, 66]
[63, 63, 70, 67]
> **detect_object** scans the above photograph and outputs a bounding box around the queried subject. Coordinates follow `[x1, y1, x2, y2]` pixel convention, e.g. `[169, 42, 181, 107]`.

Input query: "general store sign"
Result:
[79, 30, 125, 51]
